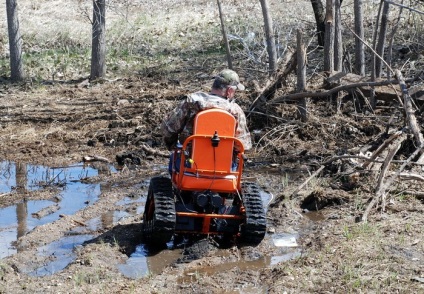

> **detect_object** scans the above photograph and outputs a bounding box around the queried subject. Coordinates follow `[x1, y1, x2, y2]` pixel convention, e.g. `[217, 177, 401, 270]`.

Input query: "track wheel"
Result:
[240, 182, 267, 246]
[143, 176, 175, 247]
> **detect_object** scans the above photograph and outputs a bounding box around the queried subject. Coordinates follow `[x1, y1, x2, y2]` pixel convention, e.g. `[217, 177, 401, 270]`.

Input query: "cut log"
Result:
[324, 72, 401, 103]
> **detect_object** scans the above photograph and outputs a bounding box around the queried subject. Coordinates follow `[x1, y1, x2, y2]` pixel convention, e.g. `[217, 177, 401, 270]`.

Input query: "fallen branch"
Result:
[73, 219, 87, 226]
[269, 73, 422, 104]
[396, 172, 424, 181]
[362, 145, 422, 222]
[140, 143, 170, 158]
[321, 154, 424, 166]
[290, 165, 325, 199]
[270, 78, 399, 103]
[322, 154, 379, 165]
[364, 137, 407, 222]
[384, 0, 424, 15]
[249, 49, 296, 112]
[362, 130, 403, 169]
[395, 69, 424, 163]
[375, 137, 405, 211]
[83, 155, 110, 163]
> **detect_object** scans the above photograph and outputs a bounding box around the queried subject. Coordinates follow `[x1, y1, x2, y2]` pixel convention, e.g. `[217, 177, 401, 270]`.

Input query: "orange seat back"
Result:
[174, 108, 244, 192]
[191, 109, 236, 173]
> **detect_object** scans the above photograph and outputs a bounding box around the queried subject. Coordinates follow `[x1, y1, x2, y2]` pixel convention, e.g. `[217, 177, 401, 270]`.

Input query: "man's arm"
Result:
[161, 98, 192, 150]
[233, 105, 252, 150]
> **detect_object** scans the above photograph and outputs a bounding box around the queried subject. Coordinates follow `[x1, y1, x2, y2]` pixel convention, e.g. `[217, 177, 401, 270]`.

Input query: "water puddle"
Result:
[114, 181, 149, 215]
[65, 210, 139, 235]
[272, 232, 299, 247]
[118, 244, 183, 279]
[176, 231, 302, 288]
[0, 161, 300, 280]
[0, 161, 114, 259]
[117, 185, 274, 279]
[179, 256, 271, 284]
[24, 235, 94, 277]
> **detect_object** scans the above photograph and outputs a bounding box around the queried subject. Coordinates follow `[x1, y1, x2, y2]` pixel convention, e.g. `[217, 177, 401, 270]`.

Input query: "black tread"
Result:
[240, 182, 267, 246]
[143, 176, 176, 247]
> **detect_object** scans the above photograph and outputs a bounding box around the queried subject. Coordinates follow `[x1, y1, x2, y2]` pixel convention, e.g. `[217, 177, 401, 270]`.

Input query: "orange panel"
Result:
[173, 109, 245, 193]
[191, 109, 236, 173]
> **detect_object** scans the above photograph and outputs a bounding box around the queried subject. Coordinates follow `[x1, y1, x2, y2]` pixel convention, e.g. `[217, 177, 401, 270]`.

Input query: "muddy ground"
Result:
[0, 71, 423, 294]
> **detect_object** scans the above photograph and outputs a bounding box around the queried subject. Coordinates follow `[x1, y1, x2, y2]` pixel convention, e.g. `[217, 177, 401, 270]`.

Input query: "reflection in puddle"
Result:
[118, 245, 150, 279]
[270, 232, 302, 265]
[180, 257, 270, 284]
[178, 233, 302, 287]
[25, 235, 93, 277]
[270, 249, 302, 265]
[116, 197, 146, 215]
[0, 161, 114, 259]
[118, 244, 183, 279]
[272, 233, 298, 247]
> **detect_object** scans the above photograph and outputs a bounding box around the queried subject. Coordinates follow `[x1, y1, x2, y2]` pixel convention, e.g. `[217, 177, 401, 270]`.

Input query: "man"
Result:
[161, 69, 252, 152]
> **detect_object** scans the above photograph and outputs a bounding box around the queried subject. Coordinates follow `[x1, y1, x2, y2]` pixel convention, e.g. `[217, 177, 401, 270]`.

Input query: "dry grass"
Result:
[1, 1, 422, 82]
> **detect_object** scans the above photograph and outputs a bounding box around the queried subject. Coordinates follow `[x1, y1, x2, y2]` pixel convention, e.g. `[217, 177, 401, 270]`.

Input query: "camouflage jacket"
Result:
[161, 92, 252, 151]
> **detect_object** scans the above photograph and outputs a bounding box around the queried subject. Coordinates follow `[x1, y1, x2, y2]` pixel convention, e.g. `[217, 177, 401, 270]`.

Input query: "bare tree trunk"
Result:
[310, 0, 326, 47]
[217, 0, 232, 69]
[387, 1, 404, 79]
[334, 0, 343, 72]
[91, 0, 106, 80]
[370, 1, 385, 109]
[297, 30, 307, 122]
[260, 0, 277, 75]
[6, 0, 24, 81]
[354, 0, 365, 75]
[353, 0, 365, 76]
[324, 0, 335, 73]
[375, 1, 390, 78]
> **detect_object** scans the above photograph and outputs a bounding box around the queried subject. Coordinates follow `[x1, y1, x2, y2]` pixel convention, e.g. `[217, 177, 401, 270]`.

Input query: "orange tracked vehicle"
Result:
[143, 108, 266, 247]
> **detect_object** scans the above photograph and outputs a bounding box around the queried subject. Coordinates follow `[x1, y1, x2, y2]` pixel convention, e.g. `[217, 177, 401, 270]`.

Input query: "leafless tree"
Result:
[334, 0, 343, 71]
[259, 0, 277, 75]
[297, 29, 308, 122]
[354, 0, 365, 75]
[324, 0, 335, 72]
[6, 0, 24, 81]
[217, 0, 232, 69]
[310, 0, 326, 47]
[91, 0, 106, 80]
[387, 1, 404, 79]
[375, 1, 390, 78]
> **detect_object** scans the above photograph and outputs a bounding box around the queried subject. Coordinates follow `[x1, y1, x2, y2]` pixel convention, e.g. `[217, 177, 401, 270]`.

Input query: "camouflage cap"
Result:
[214, 69, 245, 90]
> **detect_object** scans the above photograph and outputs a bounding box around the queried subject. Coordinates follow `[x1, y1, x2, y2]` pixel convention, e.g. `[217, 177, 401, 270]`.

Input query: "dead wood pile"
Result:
[253, 49, 424, 221]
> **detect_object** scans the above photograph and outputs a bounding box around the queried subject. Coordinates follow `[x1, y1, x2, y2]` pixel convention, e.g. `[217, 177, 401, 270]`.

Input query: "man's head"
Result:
[211, 69, 245, 99]
[213, 69, 245, 90]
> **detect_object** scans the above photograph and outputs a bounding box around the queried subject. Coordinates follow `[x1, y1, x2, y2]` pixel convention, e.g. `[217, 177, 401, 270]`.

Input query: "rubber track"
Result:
[240, 182, 267, 246]
[143, 176, 176, 246]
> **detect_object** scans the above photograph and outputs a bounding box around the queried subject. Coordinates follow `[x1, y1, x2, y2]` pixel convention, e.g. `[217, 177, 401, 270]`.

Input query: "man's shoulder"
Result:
[187, 91, 213, 102]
